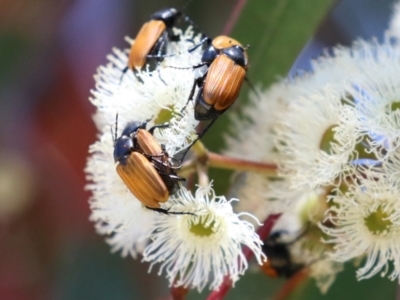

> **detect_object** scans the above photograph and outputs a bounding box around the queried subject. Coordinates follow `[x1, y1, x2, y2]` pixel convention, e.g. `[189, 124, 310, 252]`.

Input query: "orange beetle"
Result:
[113, 119, 188, 215]
[189, 35, 248, 121]
[128, 8, 181, 70]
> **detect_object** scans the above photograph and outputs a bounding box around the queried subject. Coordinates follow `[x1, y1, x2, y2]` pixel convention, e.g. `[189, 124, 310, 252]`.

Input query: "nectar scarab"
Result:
[112, 115, 191, 216]
[127, 8, 181, 71]
[127, 5, 199, 72]
[177, 35, 248, 158]
[189, 35, 248, 121]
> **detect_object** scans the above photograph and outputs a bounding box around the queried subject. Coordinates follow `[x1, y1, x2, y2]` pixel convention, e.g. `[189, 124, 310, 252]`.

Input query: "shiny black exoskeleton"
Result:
[193, 45, 247, 120]
[113, 121, 145, 166]
[112, 115, 183, 189]
[200, 44, 247, 68]
[150, 7, 182, 29]
[262, 231, 304, 278]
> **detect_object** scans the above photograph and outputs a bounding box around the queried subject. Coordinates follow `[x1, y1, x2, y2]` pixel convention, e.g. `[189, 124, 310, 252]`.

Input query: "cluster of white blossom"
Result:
[85, 27, 266, 292]
[86, 1, 400, 296]
[224, 2, 400, 292]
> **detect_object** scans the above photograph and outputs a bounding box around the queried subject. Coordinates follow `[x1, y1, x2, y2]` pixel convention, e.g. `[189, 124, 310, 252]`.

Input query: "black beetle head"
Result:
[151, 8, 181, 28]
[121, 121, 146, 137]
[221, 45, 247, 67]
[113, 121, 147, 165]
[113, 136, 134, 165]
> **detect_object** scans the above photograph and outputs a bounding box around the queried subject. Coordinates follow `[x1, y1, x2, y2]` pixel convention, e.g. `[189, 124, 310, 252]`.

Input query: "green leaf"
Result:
[202, 0, 335, 195]
[232, 0, 335, 86]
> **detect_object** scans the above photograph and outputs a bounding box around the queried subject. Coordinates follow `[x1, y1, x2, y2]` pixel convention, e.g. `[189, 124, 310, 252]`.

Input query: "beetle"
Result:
[189, 35, 248, 121]
[113, 117, 190, 215]
[261, 231, 304, 278]
[127, 7, 185, 71]
[176, 35, 248, 159]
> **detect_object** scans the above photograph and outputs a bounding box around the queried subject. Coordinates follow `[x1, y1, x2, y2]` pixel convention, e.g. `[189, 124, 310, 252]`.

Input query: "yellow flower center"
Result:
[189, 216, 216, 237]
[354, 135, 377, 160]
[154, 106, 174, 124]
[364, 206, 392, 235]
[389, 101, 400, 113]
[320, 125, 340, 154]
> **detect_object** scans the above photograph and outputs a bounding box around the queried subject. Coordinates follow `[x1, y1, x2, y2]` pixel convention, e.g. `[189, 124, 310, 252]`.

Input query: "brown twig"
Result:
[273, 268, 309, 300]
[171, 286, 189, 300]
[208, 152, 277, 175]
[178, 142, 277, 179]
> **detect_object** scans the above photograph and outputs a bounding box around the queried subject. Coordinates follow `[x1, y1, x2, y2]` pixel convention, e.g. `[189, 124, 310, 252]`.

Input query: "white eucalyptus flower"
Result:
[345, 40, 400, 156]
[308, 260, 344, 294]
[142, 184, 266, 292]
[89, 27, 203, 155]
[86, 27, 207, 258]
[274, 86, 358, 189]
[380, 147, 400, 182]
[86, 130, 156, 258]
[224, 82, 292, 162]
[320, 175, 400, 282]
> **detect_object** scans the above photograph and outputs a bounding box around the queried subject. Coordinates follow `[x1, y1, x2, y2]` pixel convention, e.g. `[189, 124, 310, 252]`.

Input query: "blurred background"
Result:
[0, 0, 398, 299]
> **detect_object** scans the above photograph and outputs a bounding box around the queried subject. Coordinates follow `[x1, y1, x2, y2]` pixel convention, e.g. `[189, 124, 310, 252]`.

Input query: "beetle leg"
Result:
[154, 169, 184, 180]
[244, 76, 261, 100]
[166, 27, 180, 42]
[169, 156, 183, 168]
[175, 130, 201, 162]
[145, 206, 196, 216]
[180, 116, 218, 159]
[143, 153, 165, 159]
[166, 174, 185, 181]
[181, 77, 203, 114]
[148, 122, 169, 134]
[146, 206, 196, 216]
[188, 35, 211, 53]
[197, 117, 218, 139]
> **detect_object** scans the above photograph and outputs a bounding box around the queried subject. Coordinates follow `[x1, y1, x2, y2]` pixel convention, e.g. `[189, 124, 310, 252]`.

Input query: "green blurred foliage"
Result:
[289, 263, 396, 300]
[0, 33, 29, 87]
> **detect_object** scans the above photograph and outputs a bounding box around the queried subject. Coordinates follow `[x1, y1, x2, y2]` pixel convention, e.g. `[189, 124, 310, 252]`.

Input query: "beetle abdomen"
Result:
[129, 20, 166, 69]
[203, 55, 246, 111]
[116, 152, 169, 208]
[136, 129, 163, 156]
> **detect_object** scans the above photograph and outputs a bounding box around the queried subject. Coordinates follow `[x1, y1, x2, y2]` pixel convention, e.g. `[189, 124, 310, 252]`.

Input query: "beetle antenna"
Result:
[244, 76, 261, 101]
[111, 113, 119, 145]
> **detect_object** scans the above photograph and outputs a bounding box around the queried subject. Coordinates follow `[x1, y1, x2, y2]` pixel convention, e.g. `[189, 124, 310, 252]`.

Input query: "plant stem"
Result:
[206, 214, 281, 300]
[273, 268, 309, 300]
[178, 142, 277, 177]
[222, 0, 248, 35]
[171, 286, 189, 300]
[208, 152, 277, 175]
